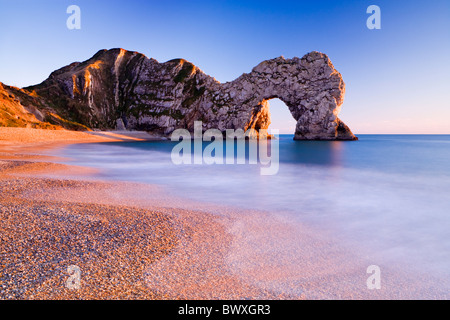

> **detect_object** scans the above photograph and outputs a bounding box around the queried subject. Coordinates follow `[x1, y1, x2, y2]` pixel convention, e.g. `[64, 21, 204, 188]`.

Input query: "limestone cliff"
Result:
[0, 82, 64, 129]
[1, 48, 357, 140]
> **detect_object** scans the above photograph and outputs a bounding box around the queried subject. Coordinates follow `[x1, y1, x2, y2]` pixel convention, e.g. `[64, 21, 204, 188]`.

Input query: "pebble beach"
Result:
[0, 128, 286, 299]
[1, 128, 448, 300]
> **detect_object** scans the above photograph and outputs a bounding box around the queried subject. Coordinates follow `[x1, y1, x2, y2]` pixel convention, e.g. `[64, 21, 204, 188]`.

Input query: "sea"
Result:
[56, 134, 450, 297]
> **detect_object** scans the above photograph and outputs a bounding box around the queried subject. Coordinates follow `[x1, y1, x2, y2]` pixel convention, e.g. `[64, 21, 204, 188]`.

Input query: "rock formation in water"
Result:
[0, 48, 356, 140]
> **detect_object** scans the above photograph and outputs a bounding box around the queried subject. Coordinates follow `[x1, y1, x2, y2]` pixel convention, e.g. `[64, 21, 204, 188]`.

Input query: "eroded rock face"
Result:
[203, 51, 356, 140]
[15, 48, 356, 140]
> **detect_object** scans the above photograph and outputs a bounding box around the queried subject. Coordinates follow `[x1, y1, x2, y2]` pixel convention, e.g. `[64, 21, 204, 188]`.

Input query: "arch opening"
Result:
[266, 98, 297, 135]
[249, 98, 298, 136]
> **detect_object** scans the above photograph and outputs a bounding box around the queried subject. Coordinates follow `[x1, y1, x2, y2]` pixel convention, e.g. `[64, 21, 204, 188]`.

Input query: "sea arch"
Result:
[206, 51, 357, 140]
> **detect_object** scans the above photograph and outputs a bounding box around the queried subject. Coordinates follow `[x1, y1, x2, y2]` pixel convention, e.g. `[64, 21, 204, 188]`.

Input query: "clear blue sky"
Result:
[0, 0, 449, 133]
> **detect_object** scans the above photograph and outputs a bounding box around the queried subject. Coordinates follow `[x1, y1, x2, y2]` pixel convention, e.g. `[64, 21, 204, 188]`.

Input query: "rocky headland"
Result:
[0, 49, 356, 140]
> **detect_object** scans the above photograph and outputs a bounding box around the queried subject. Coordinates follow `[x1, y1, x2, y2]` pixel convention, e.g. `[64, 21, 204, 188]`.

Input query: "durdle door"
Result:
[1, 48, 356, 140]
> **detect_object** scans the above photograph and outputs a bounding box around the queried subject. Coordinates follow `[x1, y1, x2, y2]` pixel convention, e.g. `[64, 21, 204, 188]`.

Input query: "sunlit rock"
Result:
[3, 48, 357, 140]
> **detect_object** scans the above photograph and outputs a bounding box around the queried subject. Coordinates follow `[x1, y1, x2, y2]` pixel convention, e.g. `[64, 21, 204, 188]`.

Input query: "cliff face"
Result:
[1, 48, 356, 140]
[0, 83, 63, 129]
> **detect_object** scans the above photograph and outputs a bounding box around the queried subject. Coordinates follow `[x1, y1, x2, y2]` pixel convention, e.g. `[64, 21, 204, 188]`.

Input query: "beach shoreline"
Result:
[0, 128, 292, 299]
[1, 128, 449, 300]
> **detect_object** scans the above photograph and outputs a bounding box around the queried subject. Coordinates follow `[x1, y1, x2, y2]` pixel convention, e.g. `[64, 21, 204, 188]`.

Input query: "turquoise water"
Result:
[60, 135, 450, 278]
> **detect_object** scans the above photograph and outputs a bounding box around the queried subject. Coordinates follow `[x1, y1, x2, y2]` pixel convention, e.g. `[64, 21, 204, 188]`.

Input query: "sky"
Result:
[0, 0, 449, 134]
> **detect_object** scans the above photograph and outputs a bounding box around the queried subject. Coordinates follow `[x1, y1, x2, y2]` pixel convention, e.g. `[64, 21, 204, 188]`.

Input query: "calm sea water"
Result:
[60, 134, 450, 278]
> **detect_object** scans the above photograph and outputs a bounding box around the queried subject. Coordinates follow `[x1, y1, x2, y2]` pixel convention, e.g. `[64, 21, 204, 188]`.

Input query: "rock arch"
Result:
[24, 49, 357, 140]
[200, 51, 356, 140]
